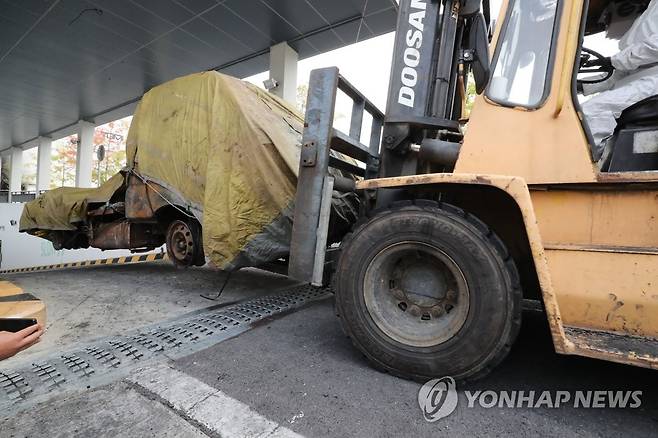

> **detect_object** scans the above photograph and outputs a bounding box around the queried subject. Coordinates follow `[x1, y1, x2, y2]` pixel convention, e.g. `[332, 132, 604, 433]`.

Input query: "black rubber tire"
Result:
[334, 200, 521, 382]
[166, 219, 205, 267]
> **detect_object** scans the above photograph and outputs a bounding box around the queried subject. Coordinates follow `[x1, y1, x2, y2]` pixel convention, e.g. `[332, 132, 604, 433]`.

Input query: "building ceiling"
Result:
[0, 0, 397, 150]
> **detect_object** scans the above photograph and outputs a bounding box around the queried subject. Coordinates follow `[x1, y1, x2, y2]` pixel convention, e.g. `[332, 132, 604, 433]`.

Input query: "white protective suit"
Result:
[582, 0, 658, 159]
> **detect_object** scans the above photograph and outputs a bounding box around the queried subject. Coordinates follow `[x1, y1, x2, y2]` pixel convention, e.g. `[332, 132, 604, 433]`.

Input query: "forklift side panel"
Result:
[532, 188, 658, 338]
[547, 250, 658, 337]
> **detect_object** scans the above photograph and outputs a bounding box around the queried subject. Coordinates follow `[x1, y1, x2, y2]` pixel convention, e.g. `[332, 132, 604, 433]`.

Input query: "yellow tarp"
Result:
[20, 173, 124, 231]
[20, 71, 356, 269]
[127, 71, 305, 269]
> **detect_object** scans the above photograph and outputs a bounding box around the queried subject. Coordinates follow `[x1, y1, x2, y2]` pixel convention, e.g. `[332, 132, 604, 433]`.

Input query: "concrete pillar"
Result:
[36, 136, 52, 192]
[269, 42, 298, 104]
[76, 120, 95, 188]
[8, 148, 23, 193]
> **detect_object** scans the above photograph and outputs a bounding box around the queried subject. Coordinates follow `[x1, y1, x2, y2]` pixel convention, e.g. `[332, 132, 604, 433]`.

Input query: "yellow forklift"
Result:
[288, 0, 658, 381]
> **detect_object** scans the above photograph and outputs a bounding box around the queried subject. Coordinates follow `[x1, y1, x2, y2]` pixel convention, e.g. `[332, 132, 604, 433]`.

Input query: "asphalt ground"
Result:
[0, 263, 655, 437]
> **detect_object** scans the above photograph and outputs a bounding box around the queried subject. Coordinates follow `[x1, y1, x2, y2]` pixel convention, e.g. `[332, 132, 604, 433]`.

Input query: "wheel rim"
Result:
[167, 221, 195, 266]
[363, 241, 470, 348]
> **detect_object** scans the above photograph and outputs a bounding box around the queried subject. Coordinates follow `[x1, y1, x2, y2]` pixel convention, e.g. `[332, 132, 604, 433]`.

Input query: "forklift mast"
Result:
[380, 0, 489, 180]
[288, 0, 491, 285]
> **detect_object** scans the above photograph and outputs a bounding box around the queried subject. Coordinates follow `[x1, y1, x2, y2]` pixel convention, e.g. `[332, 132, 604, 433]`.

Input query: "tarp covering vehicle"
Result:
[20, 72, 357, 270]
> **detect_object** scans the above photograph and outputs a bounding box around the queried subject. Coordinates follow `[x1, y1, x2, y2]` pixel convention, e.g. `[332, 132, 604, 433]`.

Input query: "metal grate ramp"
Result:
[0, 285, 329, 412]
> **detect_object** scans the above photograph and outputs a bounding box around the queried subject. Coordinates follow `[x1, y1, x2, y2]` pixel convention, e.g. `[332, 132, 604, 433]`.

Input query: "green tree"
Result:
[465, 75, 477, 116]
[47, 116, 132, 189]
[50, 136, 78, 188]
[92, 117, 131, 187]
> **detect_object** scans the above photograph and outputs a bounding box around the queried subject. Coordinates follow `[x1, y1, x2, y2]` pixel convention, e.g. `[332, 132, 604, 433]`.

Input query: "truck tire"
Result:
[166, 219, 205, 267]
[334, 200, 521, 382]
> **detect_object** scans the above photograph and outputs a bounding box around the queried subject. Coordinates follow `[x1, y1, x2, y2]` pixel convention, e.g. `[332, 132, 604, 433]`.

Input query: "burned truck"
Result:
[20, 72, 357, 270]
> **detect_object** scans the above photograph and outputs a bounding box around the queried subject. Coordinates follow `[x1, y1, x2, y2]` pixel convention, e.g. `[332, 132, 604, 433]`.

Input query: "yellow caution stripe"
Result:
[0, 252, 168, 274]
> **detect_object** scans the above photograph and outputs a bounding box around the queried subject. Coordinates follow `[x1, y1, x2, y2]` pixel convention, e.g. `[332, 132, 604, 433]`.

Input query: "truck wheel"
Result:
[166, 219, 205, 267]
[334, 200, 521, 382]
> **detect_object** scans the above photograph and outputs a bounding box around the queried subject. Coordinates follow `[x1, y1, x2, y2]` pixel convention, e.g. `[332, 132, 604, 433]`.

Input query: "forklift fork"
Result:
[289, 67, 384, 286]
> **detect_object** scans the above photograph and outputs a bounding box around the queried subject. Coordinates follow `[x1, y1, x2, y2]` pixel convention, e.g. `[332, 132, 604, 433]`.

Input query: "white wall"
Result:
[0, 203, 135, 270]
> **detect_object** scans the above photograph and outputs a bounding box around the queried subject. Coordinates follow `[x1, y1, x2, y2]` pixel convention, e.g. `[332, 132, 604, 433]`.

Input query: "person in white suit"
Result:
[581, 0, 658, 159]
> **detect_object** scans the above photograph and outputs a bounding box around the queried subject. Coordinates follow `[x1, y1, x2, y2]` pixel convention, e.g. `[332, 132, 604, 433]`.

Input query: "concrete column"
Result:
[36, 136, 52, 192]
[269, 42, 298, 104]
[8, 147, 23, 193]
[76, 120, 95, 188]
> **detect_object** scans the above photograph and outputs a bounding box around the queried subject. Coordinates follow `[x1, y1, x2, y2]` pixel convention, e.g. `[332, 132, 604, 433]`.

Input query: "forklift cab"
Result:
[457, 0, 658, 181]
[289, 0, 658, 382]
[574, 0, 658, 172]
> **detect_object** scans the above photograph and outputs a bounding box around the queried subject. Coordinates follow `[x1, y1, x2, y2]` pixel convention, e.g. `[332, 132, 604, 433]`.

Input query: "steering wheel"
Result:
[578, 47, 615, 85]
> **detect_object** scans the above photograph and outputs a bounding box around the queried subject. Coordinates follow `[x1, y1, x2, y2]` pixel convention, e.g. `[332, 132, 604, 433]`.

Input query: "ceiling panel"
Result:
[0, 0, 397, 150]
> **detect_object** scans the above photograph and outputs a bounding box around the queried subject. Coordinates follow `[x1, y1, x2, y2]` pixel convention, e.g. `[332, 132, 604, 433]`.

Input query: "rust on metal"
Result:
[597, 171, 658, 183]
[124, 174, 168, 220]
[87, 202, 125, 218]
[90, 221, 132, 249]
[90, 221, 161, 250]
[564, 326, 658, 370]
[543, 243, 658, 255]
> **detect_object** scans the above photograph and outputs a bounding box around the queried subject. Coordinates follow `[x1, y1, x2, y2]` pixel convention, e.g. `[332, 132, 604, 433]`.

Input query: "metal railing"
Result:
[0, 190, 42, 203]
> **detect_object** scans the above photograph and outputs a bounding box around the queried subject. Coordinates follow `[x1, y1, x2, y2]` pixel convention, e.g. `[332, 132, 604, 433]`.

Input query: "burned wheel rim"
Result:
[166, 220, 196, 266]
[363, 241, 470, 348]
